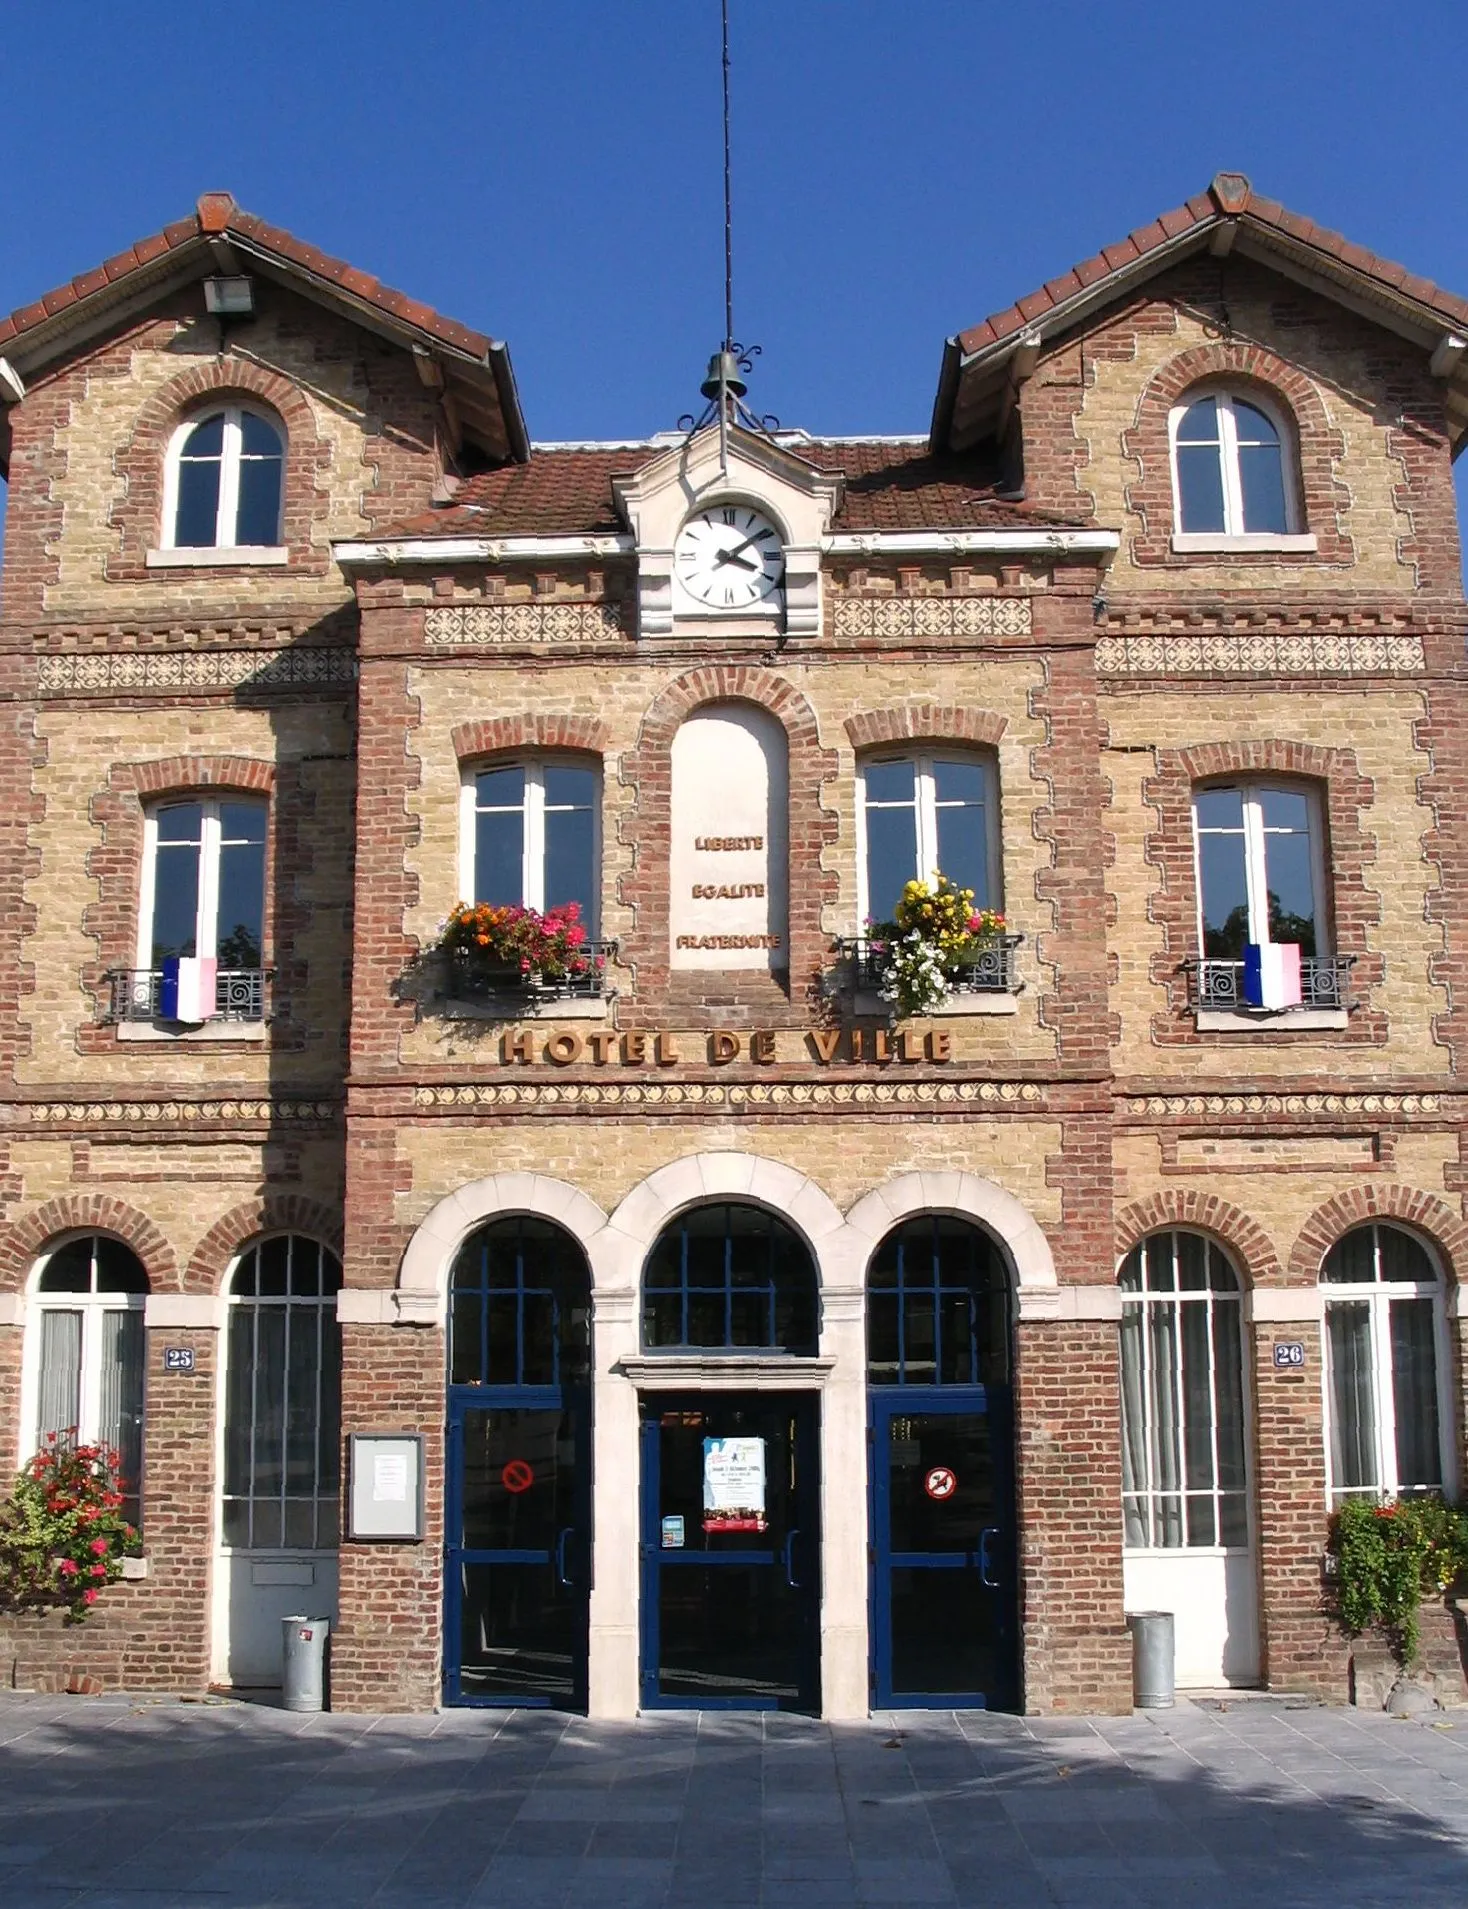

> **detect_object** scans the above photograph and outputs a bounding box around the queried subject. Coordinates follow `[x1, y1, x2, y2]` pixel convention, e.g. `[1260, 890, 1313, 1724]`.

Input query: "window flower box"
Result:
[432, 902, 615, 1018]
[835, 875, 1022, 1019]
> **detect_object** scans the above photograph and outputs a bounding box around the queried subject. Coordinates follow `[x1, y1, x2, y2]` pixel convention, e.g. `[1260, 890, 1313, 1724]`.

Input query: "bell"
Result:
[700, 350, 747, 402]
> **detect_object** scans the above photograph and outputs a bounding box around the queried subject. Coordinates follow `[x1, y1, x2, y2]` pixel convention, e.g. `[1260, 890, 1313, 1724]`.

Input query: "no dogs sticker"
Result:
[924, 1466, 957, 1500]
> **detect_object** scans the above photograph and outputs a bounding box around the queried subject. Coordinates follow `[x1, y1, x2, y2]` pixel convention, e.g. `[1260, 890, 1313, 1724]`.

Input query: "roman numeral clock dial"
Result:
[674, 506, 785, 610]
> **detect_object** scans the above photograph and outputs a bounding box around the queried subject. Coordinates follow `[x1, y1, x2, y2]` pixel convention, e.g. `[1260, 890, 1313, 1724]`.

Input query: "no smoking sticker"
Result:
[924, 1466, 957, 1500]
[501, 1459, 535, 1494]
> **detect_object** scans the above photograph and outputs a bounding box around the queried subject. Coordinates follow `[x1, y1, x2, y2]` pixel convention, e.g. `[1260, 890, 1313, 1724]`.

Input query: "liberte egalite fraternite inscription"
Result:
[669, 708, 789, 969]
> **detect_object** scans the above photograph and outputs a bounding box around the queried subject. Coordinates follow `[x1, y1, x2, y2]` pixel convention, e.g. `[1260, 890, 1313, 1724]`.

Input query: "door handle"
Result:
[783, 1528, 802, 1590]
[978, 1526, 1000, 1588]
[555, 1527, 574, 1588]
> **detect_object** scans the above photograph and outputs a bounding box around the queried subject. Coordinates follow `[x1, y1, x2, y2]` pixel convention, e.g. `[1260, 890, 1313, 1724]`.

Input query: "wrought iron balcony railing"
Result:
[1183, 954, 1357, 1014]
[836, 934, 1025, 999]
[442, 941, 618, 1005]
[105, 968, 271, 1024]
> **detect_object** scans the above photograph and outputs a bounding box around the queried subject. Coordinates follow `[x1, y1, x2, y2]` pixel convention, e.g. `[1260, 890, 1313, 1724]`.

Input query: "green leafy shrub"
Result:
[0, 1440, 138, 1623]
[1329, 1495, 1468, 1665]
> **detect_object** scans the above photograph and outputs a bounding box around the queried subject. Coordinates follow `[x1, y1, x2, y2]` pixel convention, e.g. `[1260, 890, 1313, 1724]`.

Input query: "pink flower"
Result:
[83, 1590, 98, 1605]
[57, 1558, 78, 1577]
[90, 1563, 107, 1578]
[90, 1538, 108, 1556]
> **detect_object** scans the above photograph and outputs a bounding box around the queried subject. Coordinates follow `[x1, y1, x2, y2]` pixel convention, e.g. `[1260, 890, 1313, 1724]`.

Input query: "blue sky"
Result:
[3, 0, 1467, 549]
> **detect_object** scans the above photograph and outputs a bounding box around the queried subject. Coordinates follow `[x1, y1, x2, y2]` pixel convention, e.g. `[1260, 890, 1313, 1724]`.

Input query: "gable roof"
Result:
[366, 436, 1091, 541]
[0, 192, 526, 467]
[932, 172, 1468, 454]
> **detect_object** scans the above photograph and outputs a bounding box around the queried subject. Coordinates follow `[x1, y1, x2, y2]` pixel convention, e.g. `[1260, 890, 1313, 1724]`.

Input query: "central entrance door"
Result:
[443, 1215, 591, 1709]
[640, 1391, 821, 1711]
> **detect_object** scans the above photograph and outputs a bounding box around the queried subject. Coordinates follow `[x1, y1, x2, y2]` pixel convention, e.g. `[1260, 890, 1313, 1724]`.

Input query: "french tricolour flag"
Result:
[159, 957, 217, 1023]
[1243, 942, 1302, 1011]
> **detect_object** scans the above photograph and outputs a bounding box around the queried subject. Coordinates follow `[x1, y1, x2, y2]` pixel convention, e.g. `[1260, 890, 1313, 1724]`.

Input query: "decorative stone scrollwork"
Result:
[1095, 632, 1425, 677]
[833, 596, 1031, 640]
[423, 602, 628, 646]
[412, 1079, 1045, 1111]
[1130, 1092, 1440, 1119]
[36, 649, 357, 695]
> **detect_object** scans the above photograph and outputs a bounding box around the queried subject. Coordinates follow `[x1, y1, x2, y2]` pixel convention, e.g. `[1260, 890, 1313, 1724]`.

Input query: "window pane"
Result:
[542, 764, 594, 812]
[151, 824, 202, 965]
[37, 1310, 82, 1443]
[1119, 1304, 1149, 1545]
[1194, 787, 1244, 832]
[1378, 1226, 1434, 1285]
[1212, 1303, 1247, 1496]
[284, 1305, 320, 1499]
[1147, 1305, 1182, 1545]
[1323, 1230, 1376, 1284]
[251, 1307, 288, 1504]
[98, 1308, 145, 1518]
[218, 830, 266, 968]
[932, 759, 989, 807]
[174, 456, 222, 547]
[864, 804, 919, 921]
[1175, 397, 1220, 444]
[1177, 444, 1226, 532]
[1143, 1235, 1176, 1293]
[1176, 1233, 1208, 1291]
[39, 1239, 93, 1293]
[1231, 400, 1279, 448]
[475, 810, 524, 906]
[1197, 831, 1251, 956]
[1180, 1303, 1215, 1491]
[223, 1309, 256, 1502]
[1327, 1302, 1378, 1492]
[1389, 1298, 1442, 1489]
[235, 454, 283, 546]
[1118, 1248, 1144, 1294]
[475, 766, 525, 809]
[934, 796, 990, 910]
[864, 760, 917, 805]
[181, 414, 226, 458]
[239, 413, 282, 457]
[1262, 831, 1317, 954]
[256, 1236, 291, 1297]
[94, 1239, 148, 1294]
[544, 805, 595, 918]
[867, 1292, 900, 1384]
[1238, 444, 1288, 531]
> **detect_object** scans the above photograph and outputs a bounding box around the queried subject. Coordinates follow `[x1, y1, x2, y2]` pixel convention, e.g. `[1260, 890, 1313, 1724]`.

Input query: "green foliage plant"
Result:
[1329, 1495, 1468, 1666]
[0, 1439, 138, 1623]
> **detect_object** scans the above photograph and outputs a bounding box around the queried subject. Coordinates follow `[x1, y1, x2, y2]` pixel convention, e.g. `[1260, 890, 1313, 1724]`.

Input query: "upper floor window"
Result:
[28, 1235, 148, 1530]
[163, 406, 284, 550]
[1193, 781, 1324, 960]
[1169, 391, 1295, 538]
[459, 758, 599, 930]
[139, 798, 267, 971]
[1322, 1224, 1452, 1504]
[857, 752, 1000, 925]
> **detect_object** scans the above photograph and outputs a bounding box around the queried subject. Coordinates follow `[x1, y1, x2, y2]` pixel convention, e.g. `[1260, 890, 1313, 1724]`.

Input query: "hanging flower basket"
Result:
[434, 901, 606, 998]
[867, 874, 1008, 1018]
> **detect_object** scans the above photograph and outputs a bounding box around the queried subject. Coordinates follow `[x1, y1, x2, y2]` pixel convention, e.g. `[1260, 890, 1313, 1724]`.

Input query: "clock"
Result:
[674, 505, 784, 610]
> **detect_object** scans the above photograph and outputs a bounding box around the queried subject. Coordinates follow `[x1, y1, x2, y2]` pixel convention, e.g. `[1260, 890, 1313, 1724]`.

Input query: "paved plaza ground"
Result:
[2, 1692, 1467, 1907]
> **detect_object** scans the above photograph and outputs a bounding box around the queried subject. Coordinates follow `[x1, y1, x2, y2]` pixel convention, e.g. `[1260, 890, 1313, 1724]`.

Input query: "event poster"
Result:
[702, 1435, 767, 1532]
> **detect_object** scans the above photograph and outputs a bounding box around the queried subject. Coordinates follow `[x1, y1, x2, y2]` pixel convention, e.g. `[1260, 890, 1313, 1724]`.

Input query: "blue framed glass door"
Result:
[869, 1388, 1017, 1708]
[640, 1392, 820, 1711]
[444, 1392, 589, 1707]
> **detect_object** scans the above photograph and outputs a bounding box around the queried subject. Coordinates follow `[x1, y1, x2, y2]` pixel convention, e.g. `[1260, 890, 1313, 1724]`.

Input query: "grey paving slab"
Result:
[2, 1695, 1468, 1907]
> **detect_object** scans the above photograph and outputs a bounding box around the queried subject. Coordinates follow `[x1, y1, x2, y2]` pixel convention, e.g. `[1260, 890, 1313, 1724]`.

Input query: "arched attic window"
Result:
[1169, 389, 1298, 539]
[163, 405, 285, 550]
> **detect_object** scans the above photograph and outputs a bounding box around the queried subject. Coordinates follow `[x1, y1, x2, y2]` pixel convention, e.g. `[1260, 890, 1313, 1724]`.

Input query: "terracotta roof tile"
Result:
[369, 440, 1092, 542]
[946, 176, 1468, 396]
[0, 192, 497, 367]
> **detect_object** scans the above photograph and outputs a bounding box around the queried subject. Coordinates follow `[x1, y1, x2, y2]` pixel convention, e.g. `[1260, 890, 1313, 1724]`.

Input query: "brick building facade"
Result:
[0, 172, 1466, 1713]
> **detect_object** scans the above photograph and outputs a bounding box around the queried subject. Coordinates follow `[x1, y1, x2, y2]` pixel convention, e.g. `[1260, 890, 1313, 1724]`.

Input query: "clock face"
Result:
[674, 505, 784, 609]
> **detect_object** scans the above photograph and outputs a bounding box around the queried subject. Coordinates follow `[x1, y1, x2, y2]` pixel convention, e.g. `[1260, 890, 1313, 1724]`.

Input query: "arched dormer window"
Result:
[163, 405, 284, 551]
[1169, 389, 1299, 543]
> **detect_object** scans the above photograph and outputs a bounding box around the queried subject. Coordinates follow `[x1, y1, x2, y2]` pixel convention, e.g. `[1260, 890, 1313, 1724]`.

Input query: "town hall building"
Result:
[1, 172, 1466, 1714]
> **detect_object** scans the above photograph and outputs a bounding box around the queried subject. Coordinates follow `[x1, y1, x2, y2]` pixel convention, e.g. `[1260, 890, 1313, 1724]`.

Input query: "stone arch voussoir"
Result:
[1114, 1190, 1280, 1289]
[185, 1195, 345, 1295]
[0, 1195, 178, 1295]
[842, 1170, 1058, 1296]
[1290, 1184, 1468, 1287]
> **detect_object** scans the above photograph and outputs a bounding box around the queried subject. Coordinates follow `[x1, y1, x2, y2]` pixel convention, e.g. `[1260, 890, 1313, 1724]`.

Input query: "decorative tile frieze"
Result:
[35, 648, 357, 695]
[423, 602, 628, 646]
[412, 1078, 1045, 1110]
[10, 1099, 340, 1126]
[1095, 632, 1425, 677]
[833, 596, 1031, 641]
[1128, 1092, 1441, 1119]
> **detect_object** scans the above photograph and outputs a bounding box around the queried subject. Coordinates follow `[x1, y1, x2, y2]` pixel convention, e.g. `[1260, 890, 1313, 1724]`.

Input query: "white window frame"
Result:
[1190, 779, 1329, 957]
[160, 404, 285, 553]
[854, 750, 1001, 925]
[1118, 1232, 1252, 1556]
[1321, 1224, 1457, 1505]
[135, 796, 269, 972]
[1168, 387, 1316, 553]
[457, 755, 601, 932]
[18, 1236, 146, 1485]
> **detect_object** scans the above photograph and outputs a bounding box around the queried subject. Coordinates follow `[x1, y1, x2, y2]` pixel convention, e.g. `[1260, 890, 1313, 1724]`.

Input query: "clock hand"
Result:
[723, 531, 772, 561]
[712, 547, 759, 572]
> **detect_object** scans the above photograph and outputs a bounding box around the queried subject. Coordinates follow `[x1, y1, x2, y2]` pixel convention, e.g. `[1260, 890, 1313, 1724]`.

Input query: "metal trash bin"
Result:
[1128, 1610, 1175, 1709]
[281, 1614, 330, 1713]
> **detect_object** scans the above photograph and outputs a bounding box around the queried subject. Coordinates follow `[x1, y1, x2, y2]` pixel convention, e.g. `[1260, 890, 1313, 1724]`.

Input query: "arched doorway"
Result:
[443, 1215, 592, 1708]
[638, 1201, 822, 1711]
[866, 1214, 1018, 1708]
